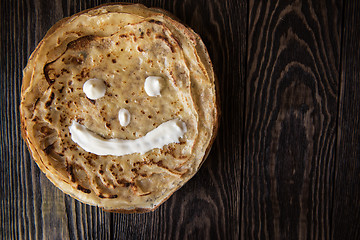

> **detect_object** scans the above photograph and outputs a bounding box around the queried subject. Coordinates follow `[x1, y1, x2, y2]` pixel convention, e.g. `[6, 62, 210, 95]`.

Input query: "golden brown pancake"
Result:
[20, 3, 218, 212]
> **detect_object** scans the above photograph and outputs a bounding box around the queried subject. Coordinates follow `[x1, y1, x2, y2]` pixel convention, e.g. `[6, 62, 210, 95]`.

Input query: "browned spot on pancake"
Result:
[98, 194, 118, 199]
[31, 116, 39, 122]
[40, 125, 54, 136]
[58, 86, 65, 93]
[44, 64, 56, 85]
[97, 39, 111, 49]
[120, 34, 128, 38]
[45, 92, 54, 108]
[43, 143, 54, 154]
[61, 68, 70, 74]
[133, 161, 145, 167]
[112, 59, 116, 63]
[86, 158, 95, 167]
[80, 68, 89, 78]
[77, 185, 91, 193]
[63, 55, 84, 65]
[130, 183, 138, 193]
[148, 19, 163, 25]
[66, 163, 76, 182]
[116, 179, 132, 188]
[99, 164, 105, 175]
[44, 113, 53, 123]
[129, 32, 137, 41]
[139, 192, 151, 197]
[164, 145, 187, 160]
[59, 114, 66, 124]
[171, 34, 182, 48]
[155, 160, 165, 168]
[77, 118, 84, 124]
[146, 29, 151, 36]
[33, 98, 40, 110]
[87, 98, 95, 105]
[67, 35, 95, 50]
[155, 34, 175, 53]
[169, 70, 175, 83]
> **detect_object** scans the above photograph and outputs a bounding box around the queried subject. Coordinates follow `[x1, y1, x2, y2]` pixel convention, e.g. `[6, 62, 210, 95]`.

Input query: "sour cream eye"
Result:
[144, 76, 162, 97]
[83, 78, 106, 100]
[118, 108, 131, 127]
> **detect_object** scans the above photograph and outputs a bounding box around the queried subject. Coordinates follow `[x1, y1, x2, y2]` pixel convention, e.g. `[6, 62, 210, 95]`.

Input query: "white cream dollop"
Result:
[83, 78, 106, 100]
[118, 108, 131, 127]
[69, 119, 187, 156]
[144, 76, 162, 96]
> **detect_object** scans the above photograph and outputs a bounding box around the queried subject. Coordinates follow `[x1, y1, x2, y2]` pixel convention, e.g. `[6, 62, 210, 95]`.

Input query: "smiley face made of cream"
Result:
[69, 76, 188, 156]
[20, 4, 218, 212]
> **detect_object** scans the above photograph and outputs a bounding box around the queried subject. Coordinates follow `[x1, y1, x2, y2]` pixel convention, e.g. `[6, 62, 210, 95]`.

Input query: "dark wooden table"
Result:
[1, 0, 359, 239]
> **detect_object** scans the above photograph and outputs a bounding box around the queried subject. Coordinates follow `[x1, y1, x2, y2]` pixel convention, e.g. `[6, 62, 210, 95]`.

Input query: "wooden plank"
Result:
[110, 0, 247, 239]
[242, 0, 342, 239]
[1, 1, 45, 239]
[332, 1, 360, 239]
[1, 0, 111, 239]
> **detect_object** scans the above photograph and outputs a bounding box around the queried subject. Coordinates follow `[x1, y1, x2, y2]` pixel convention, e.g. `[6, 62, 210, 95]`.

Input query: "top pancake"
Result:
[20, 3, 218, 212]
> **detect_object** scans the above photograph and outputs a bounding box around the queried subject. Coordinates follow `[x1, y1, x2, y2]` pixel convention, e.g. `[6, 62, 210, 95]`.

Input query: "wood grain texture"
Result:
[242, 0, 342, 239]
[332, 1, 360, 239]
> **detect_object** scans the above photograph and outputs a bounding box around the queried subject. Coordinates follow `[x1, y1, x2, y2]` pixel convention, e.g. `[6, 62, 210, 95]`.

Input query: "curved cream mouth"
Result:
[69, 119, 187, 156]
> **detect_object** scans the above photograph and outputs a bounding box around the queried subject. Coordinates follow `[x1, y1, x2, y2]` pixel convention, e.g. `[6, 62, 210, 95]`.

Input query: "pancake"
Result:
[20, 3, 218, 212]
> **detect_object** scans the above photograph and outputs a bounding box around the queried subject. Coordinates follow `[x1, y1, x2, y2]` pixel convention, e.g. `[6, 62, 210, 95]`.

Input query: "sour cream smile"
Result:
[69, 119, 187, 156]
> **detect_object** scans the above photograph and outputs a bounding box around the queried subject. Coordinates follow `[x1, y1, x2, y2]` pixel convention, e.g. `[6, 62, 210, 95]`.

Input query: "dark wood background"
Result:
[1, 0, 359, 239]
